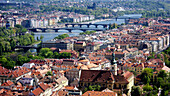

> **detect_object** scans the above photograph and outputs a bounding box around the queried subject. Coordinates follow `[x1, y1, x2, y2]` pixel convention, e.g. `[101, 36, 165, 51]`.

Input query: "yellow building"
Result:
[117, 62, 144, 75]
[74, 41, 86, 51]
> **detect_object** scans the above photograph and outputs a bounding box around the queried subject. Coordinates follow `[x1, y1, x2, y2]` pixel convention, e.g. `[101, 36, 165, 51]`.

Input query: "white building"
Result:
[22, 63, 35, 69]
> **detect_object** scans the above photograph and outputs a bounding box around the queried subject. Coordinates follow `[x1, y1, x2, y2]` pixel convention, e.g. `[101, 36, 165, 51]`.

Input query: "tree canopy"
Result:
[140, 68, 153, 84]
[54, 34, 69, 39]
[131, 86, 142, 96]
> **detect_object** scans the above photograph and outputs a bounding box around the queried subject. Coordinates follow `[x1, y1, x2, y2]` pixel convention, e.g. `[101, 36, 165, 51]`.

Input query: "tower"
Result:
[111, 49, 117, 75]
[92, 3, 96, 9]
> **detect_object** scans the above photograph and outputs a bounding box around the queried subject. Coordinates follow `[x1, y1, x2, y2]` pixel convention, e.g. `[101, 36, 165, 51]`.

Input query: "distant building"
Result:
[22, 63, 35, 69]
[87, 3, 96, 10]
[42, 40, 73, 50]
[21, 20, 31, 28]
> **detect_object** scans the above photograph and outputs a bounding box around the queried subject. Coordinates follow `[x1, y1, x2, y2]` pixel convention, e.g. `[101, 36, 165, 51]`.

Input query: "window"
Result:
[81, 83, 83, 86]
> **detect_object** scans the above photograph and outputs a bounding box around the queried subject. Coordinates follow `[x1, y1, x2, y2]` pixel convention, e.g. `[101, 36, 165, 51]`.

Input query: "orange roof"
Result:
[1, 80, 14, 86]
[82, 91, 117, 96]
[64, 86, 74, 90]
[58, 90, 68, 96]
[149, 37, 159, 41]
[32, 87, 43, 96]
[39, 83, 50, 91]
[123, 71, 133, 79]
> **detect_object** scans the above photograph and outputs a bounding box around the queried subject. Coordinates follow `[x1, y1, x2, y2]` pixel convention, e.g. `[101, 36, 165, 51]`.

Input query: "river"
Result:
[33, 19, 126, 42]
[33, 14, 142, 42]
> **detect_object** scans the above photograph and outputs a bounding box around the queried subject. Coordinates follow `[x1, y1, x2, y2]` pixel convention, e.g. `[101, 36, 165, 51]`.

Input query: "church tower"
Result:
[111, 50, 117, 75]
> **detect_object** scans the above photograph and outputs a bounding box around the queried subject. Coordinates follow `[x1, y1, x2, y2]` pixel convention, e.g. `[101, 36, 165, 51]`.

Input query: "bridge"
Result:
[115, 15, 142, 21]
[15, 46, 40, 52]
[65, 23, 110, 28]
[28, 27, 107, 32]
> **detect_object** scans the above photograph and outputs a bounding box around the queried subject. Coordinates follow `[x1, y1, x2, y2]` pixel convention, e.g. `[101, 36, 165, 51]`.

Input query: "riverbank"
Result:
[31, 40, 41, 46]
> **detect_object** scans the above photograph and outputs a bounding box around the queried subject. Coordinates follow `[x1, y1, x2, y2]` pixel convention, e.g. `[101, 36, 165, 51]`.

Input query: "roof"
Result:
[1, 80, 14, 86]
[80, 70, 114, 83]
[64, 86, 79, 90]
[56, 76, 68, 85]
[80, 70, 129, 84]
[161, 66, 170, 72]
[58, 90, 68, 96]
[82, 91, 117, 96]
[39, 83, 50, 91]
[32, 87, 43, 96]
[113, 75, 129, 84]
[123, 71, 133, 79]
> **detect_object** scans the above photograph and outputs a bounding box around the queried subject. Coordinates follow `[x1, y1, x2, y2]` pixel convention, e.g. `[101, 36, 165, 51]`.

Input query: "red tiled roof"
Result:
[82, 91, 117, 96]
[80, 70, 114, 83]
[1, 80, 14, 86]
[39, 83, 50, 91]
[123, 71, 133, 79]
[32, 87, 43, 96]
[58, 90, 68, 96]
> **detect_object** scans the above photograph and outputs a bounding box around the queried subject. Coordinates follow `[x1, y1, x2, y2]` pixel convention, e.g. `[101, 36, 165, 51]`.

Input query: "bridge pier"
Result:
[29, 29, 37, 32]
[41, 29, 46, 32]
[72, 25, 75, 28]
[103, 25, 108, 29]
[68, 29, 72, 33]
[95, 25, 98, 28]
[24, 48, 30, 52]
[79, 25, 82, 28]
[87, 25, 90, 28]
[81, 29, 86, 32]
[54, 29, 59, 32]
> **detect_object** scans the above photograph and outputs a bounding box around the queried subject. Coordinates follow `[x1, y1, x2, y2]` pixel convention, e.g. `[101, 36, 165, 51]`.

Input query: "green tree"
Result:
[143, 84, 153, 91]
[17, 55, 29, 66]
[37, 36, 39, 41]
[157, 54, 161, 59]
[14, 24, 23, 29]
[158, 70, 167, 79]
[59, 52, 71, 59]
[40, 35, 44, 41]
[131, 86, 142, 96]
[10, 39, 16, 50]
[21, 28, 27, 33]
[130, 70, 137, 76]
[54, 34, 69, 39]
[0, 57, 7, 64]
[88, 85, 93, 91]
[53, 52, 60, 59]
[96, 85, 101, 91]
[46, 71, 53, 76]
[39, 48, 53, 58]
[156, 77, 164, 88]
[140, 68, 153, 84]
[6, 61, 15, 69]
[83, 88, 88, 93]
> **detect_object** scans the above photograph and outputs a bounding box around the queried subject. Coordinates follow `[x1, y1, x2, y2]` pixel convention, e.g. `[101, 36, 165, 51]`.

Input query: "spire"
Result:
[111, 50, 116, 65]
[111, 49, 117, 75]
